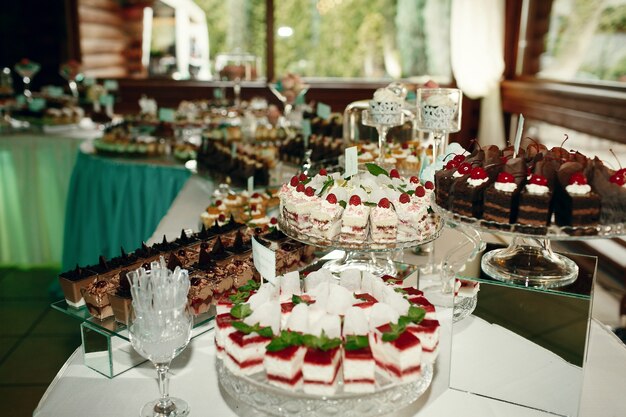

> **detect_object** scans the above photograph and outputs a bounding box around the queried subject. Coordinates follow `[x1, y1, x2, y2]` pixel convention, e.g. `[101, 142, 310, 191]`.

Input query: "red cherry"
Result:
[470, 167, 487, 180]
[319, 168, 328, 176]
[349, 195, 361, 206]
[425, 181, 434, 190]
[378, 198, 391, 208]
[410, 176, 419, 184]
[215, 199, 222, 206]
[326, 193, 338, 204]
[415, 186, 426, 197]
[296, 183, 305, 193]
[568, 172, 587, 185]
[445, 160, 459, 170]
[399, 193, 410, 204]
[290, 176, 299, 187]
[298, 173, 308, 182]
[218, 214, 226, 222]
[530, 174, 548, 186]
[497, 172, 514, 183]
[250, 204, 257, 211]
[609, 172, 625, 186]
[401, 142, 409, 149]
[453, 154, 466, 163]
[270, 217, 278, 225]
[500, 156, 509, 164]
[457, 162, 471, 175]
[305, 186, 315, 197]
[618, 168, 626, 175]
[252, 192, 260, 198]
[390, 169, 400, 179]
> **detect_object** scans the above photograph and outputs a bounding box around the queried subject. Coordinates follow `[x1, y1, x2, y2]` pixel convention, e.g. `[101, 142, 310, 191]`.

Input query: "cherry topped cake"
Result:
[216, 268, 439, 395]
[280, 164, 436, 245]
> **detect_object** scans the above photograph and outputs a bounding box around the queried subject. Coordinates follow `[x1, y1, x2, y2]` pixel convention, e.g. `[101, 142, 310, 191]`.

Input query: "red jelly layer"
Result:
[344, 378, 375, 384]
[401, 287, 423, 297]
[344, 346, 373, 360]
[304, 347, 339, 365]
[415, 319, 440, 332]
[281, 302, 295, 314]
[389, 331, 421, 351]
[410, 296, 433, 307]
[385, 363, 421, 377]
[226, 353, 263, 368]
[228, 331, 270, 347]
[216, 313, 235, 329]
[354, 293, 378, 303]
[267, 371, 303, 385]
[354, 301, 376, 309]
[267, 345, 301, 360]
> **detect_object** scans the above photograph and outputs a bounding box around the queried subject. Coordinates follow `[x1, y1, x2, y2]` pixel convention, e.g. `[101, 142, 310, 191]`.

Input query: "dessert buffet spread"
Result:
[356, 140, 429, 173]
[215, 268, 438, 395]
[434, 141, 626, 234]
[58, 222, 314, 324]
[200, 187, 280, 228]
[279, 163, 440, 246]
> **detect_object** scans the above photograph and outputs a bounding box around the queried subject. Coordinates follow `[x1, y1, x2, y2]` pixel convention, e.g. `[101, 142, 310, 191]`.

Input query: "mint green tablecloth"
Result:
[61, 151, 191, 271]
[0, 132, 86, 267]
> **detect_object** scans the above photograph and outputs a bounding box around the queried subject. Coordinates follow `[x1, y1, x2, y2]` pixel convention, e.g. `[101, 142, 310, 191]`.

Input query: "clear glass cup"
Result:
[129, 305, 192, 417]
[416, 88, 462, 159]
[361, 109, 405, 166]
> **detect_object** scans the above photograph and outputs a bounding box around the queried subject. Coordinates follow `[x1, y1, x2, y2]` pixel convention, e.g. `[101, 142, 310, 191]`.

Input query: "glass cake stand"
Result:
[217, 358, 433, 417]
[278, 213, 443, 276]
[433, 204, 626, 289]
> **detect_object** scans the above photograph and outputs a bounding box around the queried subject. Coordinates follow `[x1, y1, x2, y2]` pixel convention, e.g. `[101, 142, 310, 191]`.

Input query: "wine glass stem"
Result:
[432, 132, 444, 160]
[155, 362, 174, 414]
[377, 125, 389, 165]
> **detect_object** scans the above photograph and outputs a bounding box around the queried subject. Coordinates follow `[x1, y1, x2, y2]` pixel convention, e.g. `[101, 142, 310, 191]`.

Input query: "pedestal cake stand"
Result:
[434, 205, 626, 288]
[278, 214, 443, 277]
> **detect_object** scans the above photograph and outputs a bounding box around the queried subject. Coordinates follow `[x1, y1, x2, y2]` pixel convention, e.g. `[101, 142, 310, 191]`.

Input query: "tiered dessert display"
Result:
[278, 163, 442, 275]
[432, 140, 626, 287]
[216, 268, 437, 416]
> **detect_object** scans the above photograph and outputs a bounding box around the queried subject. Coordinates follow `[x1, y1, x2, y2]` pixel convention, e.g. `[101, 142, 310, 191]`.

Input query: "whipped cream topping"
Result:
[425, 94, 454, 107]
[494, 182, 517, 193]
[565, 183, 591, 195]
[373, 88, 402, 103]
[467, 177, 488, 187]
[525, 183, 549, 195]
[452, 171, 465, 178]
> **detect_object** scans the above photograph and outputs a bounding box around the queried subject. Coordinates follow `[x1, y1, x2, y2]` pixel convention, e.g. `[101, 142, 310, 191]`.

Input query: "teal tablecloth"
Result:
[61, 151, 191, 271]
[0, 132, 87, 267]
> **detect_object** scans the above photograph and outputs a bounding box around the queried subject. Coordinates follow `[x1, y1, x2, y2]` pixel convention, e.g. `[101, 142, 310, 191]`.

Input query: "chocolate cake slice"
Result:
[517, 174, 553, 229]
[553, 162, 600, 228]
[483, 157, 526, 224]
[58, 265, 98, 308]
[588, 157, 626, 224]
[451, 162, 502, 219]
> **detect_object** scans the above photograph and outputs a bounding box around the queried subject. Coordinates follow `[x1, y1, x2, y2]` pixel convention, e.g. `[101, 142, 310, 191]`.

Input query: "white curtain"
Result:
[450, 0, 506, 147]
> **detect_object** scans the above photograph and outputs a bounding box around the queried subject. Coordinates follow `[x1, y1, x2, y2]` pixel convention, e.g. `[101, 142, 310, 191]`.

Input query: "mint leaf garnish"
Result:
[394, 287, 408, 294]
[364, 202, 377, 207]
[365, 163, 389, 177]
[232, 320, 274, 337]
[302, 331, 341, 351]
[406, 306, 426, 323]
[229, 291, 250, 305]
[230, 303, 252, 319]
[381, 322, 406, 342]
[292, 294, 313, 305]
[258, 326, 274, 338]
[318, 177, 335, 196]
[266, 330, 303, 352]
[339, 200, 347, 209]
[344, 335, 369, 351]
[231, 320, 253, 333]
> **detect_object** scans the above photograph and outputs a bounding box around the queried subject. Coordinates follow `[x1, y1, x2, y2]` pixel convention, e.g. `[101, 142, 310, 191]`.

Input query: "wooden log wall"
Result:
[77, 0, 150, 78]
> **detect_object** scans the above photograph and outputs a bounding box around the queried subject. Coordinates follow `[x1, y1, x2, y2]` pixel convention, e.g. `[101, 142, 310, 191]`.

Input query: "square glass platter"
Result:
[51, 300, 215, 341]
[450, 243, 597, 417]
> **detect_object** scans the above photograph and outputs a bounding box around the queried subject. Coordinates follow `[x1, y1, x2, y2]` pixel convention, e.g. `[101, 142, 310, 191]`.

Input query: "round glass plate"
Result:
[433, 205, 626, 240]
[453, 294, 477, 322]
[216, 358, 433, 417]
[278, 213, 443, 252]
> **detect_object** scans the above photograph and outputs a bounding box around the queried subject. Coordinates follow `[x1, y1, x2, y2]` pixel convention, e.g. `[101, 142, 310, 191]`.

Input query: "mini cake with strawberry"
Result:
[483, 157, 526, 224]
[517, 172, 553, 227]
[450, 166, 494, 218]
[279, 164, 438, 245]
[216, 269, 438, 395]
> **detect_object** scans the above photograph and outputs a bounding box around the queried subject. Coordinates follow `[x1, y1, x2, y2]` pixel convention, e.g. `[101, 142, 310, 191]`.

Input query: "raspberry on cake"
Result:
[309, 193, 343, 239]
[340, 195, 370, 243]
[370, 198, 398, 243]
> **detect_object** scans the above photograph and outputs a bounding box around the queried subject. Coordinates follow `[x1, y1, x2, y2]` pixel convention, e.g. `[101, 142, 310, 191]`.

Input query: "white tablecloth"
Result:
[33, 315, 626, 417]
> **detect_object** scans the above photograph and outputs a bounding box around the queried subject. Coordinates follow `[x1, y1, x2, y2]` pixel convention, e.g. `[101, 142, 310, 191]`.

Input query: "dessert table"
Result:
[0, 129, 100, 267]
[33, 313, 626, 417]
[61, 143, 192, 271]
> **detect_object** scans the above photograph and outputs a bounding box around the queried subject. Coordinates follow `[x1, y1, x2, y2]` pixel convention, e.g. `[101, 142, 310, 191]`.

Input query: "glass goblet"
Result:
[416, 88, 462, 159]
[129, 306, 192, 417]
[14, 59, 41, 100]
[362, 109, 405, 166]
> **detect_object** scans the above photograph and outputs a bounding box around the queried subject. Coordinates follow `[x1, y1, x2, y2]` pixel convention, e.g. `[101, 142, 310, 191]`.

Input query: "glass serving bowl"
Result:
[216, 358, 433, 417]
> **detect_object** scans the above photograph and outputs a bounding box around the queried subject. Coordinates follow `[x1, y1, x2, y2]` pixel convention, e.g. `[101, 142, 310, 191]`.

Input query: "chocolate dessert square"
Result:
[517, 190, 553, 227]
[58, 266, 98, 308]
[483, 186, 520, 224]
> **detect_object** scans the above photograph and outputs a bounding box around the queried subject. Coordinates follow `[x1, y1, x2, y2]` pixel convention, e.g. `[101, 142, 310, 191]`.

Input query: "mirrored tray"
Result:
[278, 213, 443, 252]
[217, 358, 433, 417]
[51, 300, 215, 340]
[433, 204, 626, 240]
